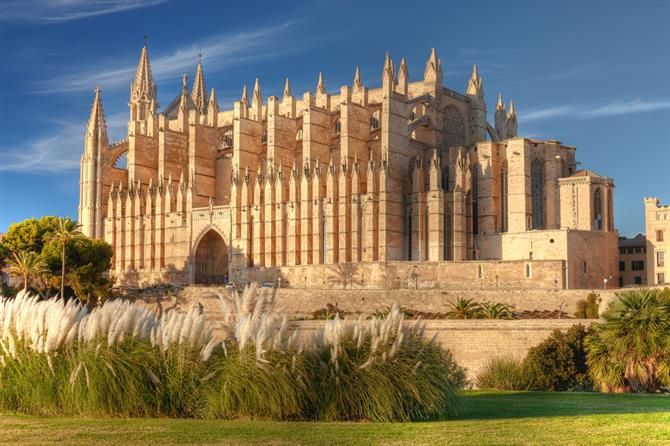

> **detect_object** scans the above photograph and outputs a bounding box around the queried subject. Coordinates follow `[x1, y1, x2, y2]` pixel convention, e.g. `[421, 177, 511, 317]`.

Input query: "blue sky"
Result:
[0, 0, 668, 236]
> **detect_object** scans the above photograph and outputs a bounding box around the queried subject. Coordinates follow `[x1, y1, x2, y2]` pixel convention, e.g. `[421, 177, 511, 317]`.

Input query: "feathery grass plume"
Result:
[306, 303, 464, 421]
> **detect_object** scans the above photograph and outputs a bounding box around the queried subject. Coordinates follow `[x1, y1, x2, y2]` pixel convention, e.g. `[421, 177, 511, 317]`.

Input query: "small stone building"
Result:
[645, 198, 670, 285]
[78, 45, 618, 289]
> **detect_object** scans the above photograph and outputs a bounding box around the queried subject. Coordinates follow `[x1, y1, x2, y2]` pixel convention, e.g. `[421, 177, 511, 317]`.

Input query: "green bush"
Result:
[575, 292, 600, 319]
[476, 356, 533, 390]
[585, 289, 670, 393]
[525, 325, 592, 391]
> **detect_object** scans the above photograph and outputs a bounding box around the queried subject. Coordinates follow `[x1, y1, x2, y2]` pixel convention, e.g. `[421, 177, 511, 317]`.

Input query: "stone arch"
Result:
[193, 226, 228, 284]
[111, 150, 128, 170]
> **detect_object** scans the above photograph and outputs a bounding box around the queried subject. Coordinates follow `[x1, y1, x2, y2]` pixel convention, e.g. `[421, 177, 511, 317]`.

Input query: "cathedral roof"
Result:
[569, 169, 606, 179]
[162, 92, 196, 118]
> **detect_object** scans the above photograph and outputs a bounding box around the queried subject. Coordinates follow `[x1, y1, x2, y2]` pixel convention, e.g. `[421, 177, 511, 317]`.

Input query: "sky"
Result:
[0, 0, 668, 237]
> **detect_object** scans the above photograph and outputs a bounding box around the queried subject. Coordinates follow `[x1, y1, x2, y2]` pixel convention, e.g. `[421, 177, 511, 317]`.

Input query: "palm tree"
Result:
[445, 297, 481, 319]
[6, 250, 47, 292]
[585, 289, 670, 392]
[46, 218, 83, 298]
[480, 302, 514, 319]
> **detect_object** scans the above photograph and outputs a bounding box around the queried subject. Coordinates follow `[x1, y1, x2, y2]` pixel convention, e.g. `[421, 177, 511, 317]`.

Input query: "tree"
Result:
[2, 216, 61, 254]
[445, 298, 481, 319]
[585, 289, 670, 393]
[42, 237, 113, 302]
[6, 250, 47, 292]
[45, 218, 83, 298]
[525, 324, 591, 391]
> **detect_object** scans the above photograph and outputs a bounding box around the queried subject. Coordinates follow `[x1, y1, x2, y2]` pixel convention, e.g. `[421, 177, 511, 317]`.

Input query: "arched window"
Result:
[444, 212, 450, 260]
[594, 188, 603, 231]
[607, 188, 614, 232]
[333, 119, 341, 135]
[261, 131, 268, 144]
[500, 162, 508, 232]
[370, 111, 380, 130]
[221, 130, 233, 148]
[296, 128, 303, 141]
[531, 159, 544, 229]
[472, 165, 479, 235]
[407, 208, 413, 260]
[441, 167, 449, 192]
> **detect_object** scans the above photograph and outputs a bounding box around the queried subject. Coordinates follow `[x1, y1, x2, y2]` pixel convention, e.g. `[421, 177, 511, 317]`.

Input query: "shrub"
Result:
[307, 308, 464, 421]
[575, 292, 600, 319]
[479, 302, 514, 319]
[0, 285, 465, 421]
[524, 324, 591, 391]
[585, 289, 670, 393]
[446, 297, 481, 319]
[476, 356, 532, 390]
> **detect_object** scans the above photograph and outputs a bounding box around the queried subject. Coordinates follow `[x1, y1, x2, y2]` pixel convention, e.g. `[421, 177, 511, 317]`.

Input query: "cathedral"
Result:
[79, 44, 619, 290]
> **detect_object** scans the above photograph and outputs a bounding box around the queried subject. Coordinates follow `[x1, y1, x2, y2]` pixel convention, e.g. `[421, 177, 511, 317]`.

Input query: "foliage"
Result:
[479, 302, 514, 319]
[5, 250, 48, 291]
[0, 284, 464, 421]
[1, 216, 62, 255]
[42, 238, 113, 302]
[446, 298, 481, 319]
[476, 357, 533, 390]
[575, 293, 601, 319]
[44, 217, 84, 299]
[585, 289, 670, 393]
[525, 325, 592, 391]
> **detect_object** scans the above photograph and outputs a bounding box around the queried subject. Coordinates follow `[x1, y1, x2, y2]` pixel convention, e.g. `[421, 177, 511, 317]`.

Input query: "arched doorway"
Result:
[194, 229, 228, 284]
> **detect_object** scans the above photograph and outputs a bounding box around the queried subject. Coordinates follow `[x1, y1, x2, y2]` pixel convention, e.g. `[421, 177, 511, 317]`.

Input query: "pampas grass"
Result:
[0, 286, 464, 421]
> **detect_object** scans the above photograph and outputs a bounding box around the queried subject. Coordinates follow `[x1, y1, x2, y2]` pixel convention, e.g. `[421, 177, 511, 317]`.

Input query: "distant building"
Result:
[618, 234, 646, 287]
[645, 198, 670, 285]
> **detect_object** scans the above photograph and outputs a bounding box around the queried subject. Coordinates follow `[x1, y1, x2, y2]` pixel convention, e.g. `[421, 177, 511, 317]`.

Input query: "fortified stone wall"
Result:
[232, 260, 566, 290]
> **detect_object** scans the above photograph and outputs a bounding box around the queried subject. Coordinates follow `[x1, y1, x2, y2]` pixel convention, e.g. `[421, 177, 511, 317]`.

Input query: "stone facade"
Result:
[78, 44, 618, 289]
[618, 234, 647, 287]
[645, 197, 670, 285]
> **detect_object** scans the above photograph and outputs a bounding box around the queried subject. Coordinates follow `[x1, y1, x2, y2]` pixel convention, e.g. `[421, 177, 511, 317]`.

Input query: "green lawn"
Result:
[1, 391, 669, 446]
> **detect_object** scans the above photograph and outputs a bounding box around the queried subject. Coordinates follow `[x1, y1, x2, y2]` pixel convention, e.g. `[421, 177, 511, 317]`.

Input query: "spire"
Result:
[191, 61, 207, 113]
[283, 78, 292, 98]
[316, 72, 326, 94]
[382, 52, 394, 83]
[252, 78, 262, 107]
[208, 88, 218, 109]
[86, 87, 108, 147]
[508, 100, 516, 118]
[251, 78, 262, 120]
[241, 84, 249, 105]
[397, 58, 408, 95]
[423, 47, 443, 85]
[130, 42, 156, 120]
[496, 92, 505, 110]
[353, 66, 362, 89]
[466, 64, 483, 99]
[179, 73, 189, 111]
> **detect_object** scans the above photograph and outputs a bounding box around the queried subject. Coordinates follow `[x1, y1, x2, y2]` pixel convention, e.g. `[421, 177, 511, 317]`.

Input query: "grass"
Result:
[1, 391, 669, 445]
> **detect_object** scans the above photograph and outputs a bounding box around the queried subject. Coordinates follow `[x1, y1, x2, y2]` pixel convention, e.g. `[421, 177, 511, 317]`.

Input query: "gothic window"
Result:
[221, 130, 233, 148]
[333, 119, 341, 135]
[531, 159, 545, 229]
[607, 188, 614, 231]
[441, 166, 449, 192]
[370, 111, 380, 130]
[500, 162, 508, 232]
[261, 131, 268, 144]
[296, 128, 303, 141]
[472, 165, 479, 235]
[594, 188, 603, 231]
[444, 212, 450, 260]
[443, 106, 466, 147]
[407, 209, 413, 260]
[322, 217, 328, 264]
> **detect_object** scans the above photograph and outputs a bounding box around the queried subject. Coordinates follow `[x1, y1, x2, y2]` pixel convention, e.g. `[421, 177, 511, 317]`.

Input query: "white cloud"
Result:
[522, 98, 670, 123]
[0, 0, 168, 23]
[35, 22, 296, 94]
[0, 111, 127, 173]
